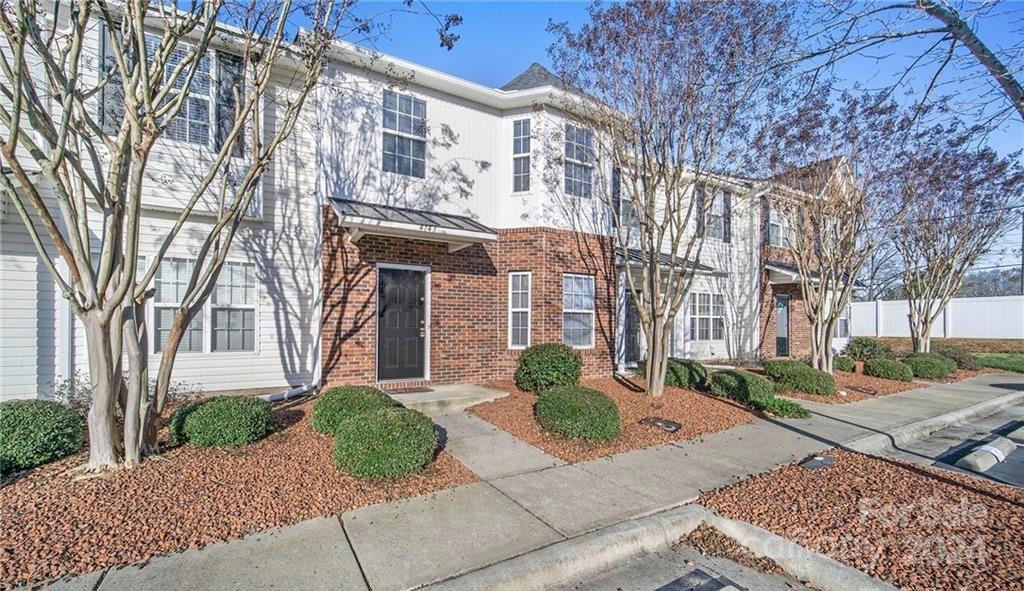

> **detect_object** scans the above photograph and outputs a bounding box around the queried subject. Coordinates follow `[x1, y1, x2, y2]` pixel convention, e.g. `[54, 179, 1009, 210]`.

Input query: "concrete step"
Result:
[386, 384, 508, 416]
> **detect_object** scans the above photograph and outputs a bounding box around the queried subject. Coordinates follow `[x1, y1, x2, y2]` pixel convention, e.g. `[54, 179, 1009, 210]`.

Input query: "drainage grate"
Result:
[640, 417, 682, 432]
[799, 454, 836, 470]
[654, 568, 747, 591]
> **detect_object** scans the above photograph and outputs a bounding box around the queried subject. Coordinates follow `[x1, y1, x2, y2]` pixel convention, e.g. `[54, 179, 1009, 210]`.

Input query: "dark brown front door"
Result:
[378, 268, 426, 381]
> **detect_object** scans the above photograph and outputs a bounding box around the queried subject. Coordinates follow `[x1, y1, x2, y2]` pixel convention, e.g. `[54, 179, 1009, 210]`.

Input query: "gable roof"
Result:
[501, 63, 564, 91]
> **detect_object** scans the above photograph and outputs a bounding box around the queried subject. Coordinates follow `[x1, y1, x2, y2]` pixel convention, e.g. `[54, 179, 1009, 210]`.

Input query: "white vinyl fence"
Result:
[851, 296, 1024, 339]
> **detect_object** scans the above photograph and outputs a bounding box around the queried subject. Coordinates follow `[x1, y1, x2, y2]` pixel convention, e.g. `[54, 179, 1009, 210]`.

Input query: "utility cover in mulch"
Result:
[0, 398, 476, 590]
[470, 377, 754, 463]
[700, 449, 1024, 591]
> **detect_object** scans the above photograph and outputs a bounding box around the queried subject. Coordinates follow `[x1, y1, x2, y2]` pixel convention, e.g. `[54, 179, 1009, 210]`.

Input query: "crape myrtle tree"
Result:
[751, 92, 910, 373]
[0, 0, 460, 471]
[890, 120, 1024, 353]
[545, 0, 798, 396]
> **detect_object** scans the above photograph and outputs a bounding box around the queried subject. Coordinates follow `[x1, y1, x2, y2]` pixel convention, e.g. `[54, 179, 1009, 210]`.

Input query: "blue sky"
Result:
[354, 1, 1023, 268]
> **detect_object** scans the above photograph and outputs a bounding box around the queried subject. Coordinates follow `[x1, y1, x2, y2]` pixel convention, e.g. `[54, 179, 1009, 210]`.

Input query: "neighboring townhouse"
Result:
[0, 27, 843, 400]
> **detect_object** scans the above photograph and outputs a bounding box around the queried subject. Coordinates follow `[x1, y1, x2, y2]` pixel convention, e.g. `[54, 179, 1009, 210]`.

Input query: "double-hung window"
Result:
[143, 35, 211, 145]
[562, 274, 595, 348]
[696, 185, 732, 242]
[767, 204, 792, 248]
[513, 119, 530, 192]
[564, 124, 594, 198]
[382, 90, 427, 178]
[211, 261, 257, 352]
[836, 307, 850, 338]
[688, 292, 725, 341]
[508, 272, 531, 349]
[153, 258, 204, 353]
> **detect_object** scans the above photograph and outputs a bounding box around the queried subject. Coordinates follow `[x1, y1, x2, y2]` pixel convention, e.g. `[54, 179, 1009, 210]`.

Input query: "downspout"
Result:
[259, 77, 328, 404]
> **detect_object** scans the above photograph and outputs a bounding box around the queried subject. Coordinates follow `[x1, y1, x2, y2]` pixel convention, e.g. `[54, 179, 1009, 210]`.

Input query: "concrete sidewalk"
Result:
[45, 374, 1024, 591]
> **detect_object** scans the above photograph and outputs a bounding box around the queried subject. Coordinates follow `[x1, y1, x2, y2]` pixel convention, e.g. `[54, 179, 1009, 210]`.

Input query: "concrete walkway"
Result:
[44, 374, 1024, 591]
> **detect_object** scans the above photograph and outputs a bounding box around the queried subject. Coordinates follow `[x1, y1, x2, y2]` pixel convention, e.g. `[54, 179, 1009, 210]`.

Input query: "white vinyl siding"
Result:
[689, 293, 725, 341]
[512, 119, 530, 192]
[508, 272, 531, 349]
[562, 274, 595, 348]
[563, 124, 593, 198]
[382, 90, 426, 178]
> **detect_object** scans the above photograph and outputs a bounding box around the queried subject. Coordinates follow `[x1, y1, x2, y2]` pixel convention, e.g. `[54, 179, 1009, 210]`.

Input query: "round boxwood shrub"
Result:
[312, 386, 393, 435]
[665, 358, 709, 391]
[514, 343, 582, 392]
[863, 358, 914, 382]
[333, 407, 437, 478]
[535, 386, 621, 442]
[178, 397, 272, 448]
[933, 345, 980, 371]
[0, 399, 84, 473]
[708, 370, 774, 404]
[903, 352, 957, 381]
[168, 401, 201, 445]
[833, 356, 856, 373]
[845, 337, 891, 361]
[762, 359, 836, 396]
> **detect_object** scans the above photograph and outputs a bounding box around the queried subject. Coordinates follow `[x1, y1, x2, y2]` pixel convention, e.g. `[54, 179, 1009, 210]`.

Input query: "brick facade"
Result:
[757, 227, 814, 360]
[321, 207, 617, 387]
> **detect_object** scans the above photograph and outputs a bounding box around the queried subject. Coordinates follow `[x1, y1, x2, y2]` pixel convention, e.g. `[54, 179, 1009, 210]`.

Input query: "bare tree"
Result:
[0, 0, 459, 471]
[801, 1, 1024, 127]
[752, 92, 910, 372]
[890, 121, 1024, 352]
[547, 0, 797, 395]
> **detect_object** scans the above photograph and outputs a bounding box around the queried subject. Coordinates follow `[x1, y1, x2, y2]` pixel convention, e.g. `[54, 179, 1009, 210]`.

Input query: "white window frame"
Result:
[144, 33, 215, 148]
[688, 292, 726, 342]
[836, 307, 850, 339]
[767, 204, 793, 248]
[508, 271, 532, 349]
[705, 191, 726, 240]
[210, 260, 259, 354]
[562, 273, 595, 349]
[564, 124, 594, 198]
[512, 118, 531, 193]
[382, 89, 427, 179]
[151, 257, 204, 355]
[143, 257, 259, 357]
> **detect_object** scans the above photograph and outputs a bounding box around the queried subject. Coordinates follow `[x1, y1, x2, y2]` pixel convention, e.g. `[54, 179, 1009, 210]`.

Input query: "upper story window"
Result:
[767, 204, 793, 248]
[564, 124, 594, 198]
[382, 90, 426, 178]
[100, 29, 243, 154]
[513, 119, 531, 193]
[696, 185, 732, 243]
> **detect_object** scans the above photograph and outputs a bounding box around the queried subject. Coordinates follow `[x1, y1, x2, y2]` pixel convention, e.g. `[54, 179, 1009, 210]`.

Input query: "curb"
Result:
[421, 504, 895, 591]
[845, 390, 1024, 454]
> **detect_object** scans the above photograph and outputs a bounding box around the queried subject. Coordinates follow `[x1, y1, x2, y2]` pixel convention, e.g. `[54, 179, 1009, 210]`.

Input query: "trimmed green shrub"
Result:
[514, 343, 582, 392]
[708, 370, 775, 404]
[0, 399, 84, 473]
[833, 356, 856, 372]
[845, 337, 891, 361]
[333, 407, 437, 478]
[312, 386, 393, 435]
[933, 345, 980, 371]
[168, 401, 202, 445]
[535, 385, 621, 442]
[903, 352, 957, 380]
[179, 397, 272, 448]
[863, 358, 914, 382]
[762, 359, 836, 396]
[749, 396, 811, 419]
[665, 358, 709, 390]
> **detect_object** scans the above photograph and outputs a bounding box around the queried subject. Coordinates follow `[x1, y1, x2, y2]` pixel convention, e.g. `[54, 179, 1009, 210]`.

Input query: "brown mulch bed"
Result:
[780, 365, 921, 405]
[676, 523, 787, 577]
[700, 449, 1024, 591]
[0, 399, 476, 590]
[469, 377, 755, 463]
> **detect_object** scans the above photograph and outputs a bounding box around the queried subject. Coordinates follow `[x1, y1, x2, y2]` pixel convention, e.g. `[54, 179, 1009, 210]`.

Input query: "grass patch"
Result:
[975, 353, 1024, 373]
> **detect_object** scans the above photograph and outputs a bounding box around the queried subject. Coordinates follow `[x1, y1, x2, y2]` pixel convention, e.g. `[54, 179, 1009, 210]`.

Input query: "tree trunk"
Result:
[644, 316, 670, 397]
[83, 315, 122, 471]
[122, 301, 150, 467]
